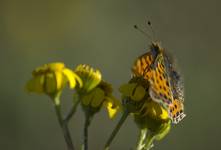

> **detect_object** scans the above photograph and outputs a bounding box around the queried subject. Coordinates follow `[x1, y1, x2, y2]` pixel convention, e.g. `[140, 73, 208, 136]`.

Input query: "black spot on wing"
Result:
[176, 111, 180, 116]
[163, 86, 167, 91]
[159, 75, 163, 81]
[174, 104, 177, 109]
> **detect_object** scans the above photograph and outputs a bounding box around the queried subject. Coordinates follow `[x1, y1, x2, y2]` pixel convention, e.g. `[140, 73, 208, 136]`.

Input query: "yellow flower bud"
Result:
[119, 80, 171, 143]
[119, 83, 146, 101]
[134, 100, 171, 147]
[75, 64, 101, 93]
[75, 64, 120, 119]
[103, 95, 121, 119]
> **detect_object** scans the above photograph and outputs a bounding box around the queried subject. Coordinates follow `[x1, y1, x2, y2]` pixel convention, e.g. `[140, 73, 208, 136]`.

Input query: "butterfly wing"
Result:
[132, 52, 153, 80]
[169, 99, 186, 124]
[148, 53, 186, 124]
[168, 70, 185, 124]
[132, 45, 185, 124]
[148, 53, 174, 107]
[170, 70, 184, 102]
[132, 42, 162, 79]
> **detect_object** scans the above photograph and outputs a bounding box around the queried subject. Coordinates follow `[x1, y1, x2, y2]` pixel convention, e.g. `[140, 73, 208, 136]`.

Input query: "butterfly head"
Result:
[150, 42, 164, 59]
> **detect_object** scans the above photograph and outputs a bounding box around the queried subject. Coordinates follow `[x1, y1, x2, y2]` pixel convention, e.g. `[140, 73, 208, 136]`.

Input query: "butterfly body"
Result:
[132, 42, 185, 124]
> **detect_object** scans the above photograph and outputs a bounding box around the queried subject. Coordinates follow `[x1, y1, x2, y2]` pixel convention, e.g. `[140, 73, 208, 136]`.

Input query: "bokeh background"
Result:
[1, 0, 221, 149]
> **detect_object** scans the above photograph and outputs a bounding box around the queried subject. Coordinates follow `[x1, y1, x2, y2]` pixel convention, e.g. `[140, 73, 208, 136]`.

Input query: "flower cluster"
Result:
[74, 64, 120, 118]
[26, 59, 184, 150]
[119, 77, 171, 149]
[26, 63, 120, 118]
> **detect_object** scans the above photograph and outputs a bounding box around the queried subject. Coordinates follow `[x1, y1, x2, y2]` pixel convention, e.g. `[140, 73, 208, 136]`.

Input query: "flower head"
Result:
[119, 78, 171, 147]
[134, 99, 170, 132]
[75, 64, 101, 93]
[26, 62, 83, 97]
[119, 81, 147, 114]
[75, 64, 120, 118]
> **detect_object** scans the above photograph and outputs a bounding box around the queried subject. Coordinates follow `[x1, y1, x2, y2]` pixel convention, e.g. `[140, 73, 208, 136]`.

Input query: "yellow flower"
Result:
[138, 100, 169, 121]
[26, 62, 83, 97]
[130, 90, 171, 149]
[103, 96, 120, 119]
[119, 81, 171, 143]
[75, 64, 120, 118]
[119, 81, 169, 120]
[100, 81, 121, 118]
[75, 64, 101, 93]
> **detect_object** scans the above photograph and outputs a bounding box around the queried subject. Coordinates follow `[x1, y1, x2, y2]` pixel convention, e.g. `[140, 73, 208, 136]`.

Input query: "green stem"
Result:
[136, 128, 147, 150]
[104, 110, 129, 150]
[54, 96, 75, 150]
[82, 113, 92, 150]
[64, 99, 80, 122]
[143, 132, 155, 150]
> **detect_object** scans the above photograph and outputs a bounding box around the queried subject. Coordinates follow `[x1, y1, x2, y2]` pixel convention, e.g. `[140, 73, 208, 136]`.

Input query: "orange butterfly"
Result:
[132, 42, 185, 124]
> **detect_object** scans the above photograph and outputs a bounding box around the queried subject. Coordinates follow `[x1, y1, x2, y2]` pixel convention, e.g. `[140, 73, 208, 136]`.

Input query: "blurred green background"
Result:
[1, 0, 221, 149]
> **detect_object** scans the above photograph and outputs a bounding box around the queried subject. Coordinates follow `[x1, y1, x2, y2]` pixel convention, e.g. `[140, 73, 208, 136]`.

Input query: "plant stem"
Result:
[64, 99, 80, 122]
[104, 110, 129, 150]
[82, 113, 92, 150]
[136, 128, 147, 150]
[143, 132, 155, 150]
[54, 96, 75, 150]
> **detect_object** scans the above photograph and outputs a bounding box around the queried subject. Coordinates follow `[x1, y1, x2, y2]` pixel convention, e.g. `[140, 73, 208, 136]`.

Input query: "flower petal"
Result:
[86, 69, 101, 92]
[48, 62, 65, 71]
[104, 100, 118, 119]
[145, 101, 169, 120]
[63, 68, 77, 89]
[103, 97, 120, 119]
[119, 83, 137, 97]
[54, 71, 64, 90]
[44, 73, 57, 94]
[72, 72, 83, 88]
[26, 75, 45, 93]
[160, 108, 169, 120]
[75, 64, 101, 92]
[131, 85, 146, 101]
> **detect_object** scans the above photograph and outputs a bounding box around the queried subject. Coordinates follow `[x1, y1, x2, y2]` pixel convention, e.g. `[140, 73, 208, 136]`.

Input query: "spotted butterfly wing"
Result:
[168, 70, 185, 123]
[132, 42, 185, 124]
[132, 42, 163, 79]
[170, 70, 184, 102]
[132, 51, 153, 80]
[149, 46, 185, 124]
[162, 52, 185, 123]
[148, 52, 174, 109]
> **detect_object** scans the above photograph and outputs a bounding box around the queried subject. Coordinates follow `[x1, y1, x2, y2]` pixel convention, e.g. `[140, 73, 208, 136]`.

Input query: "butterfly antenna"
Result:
[134, 25, 152, 40]
[147, 20, 156, 41]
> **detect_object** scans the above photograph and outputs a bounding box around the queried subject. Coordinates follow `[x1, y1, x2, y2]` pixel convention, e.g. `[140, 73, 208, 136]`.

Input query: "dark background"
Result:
[1, 0, 220, 149]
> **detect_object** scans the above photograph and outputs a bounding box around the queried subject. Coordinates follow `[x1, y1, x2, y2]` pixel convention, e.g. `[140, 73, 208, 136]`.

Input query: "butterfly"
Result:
[132, 42, 185, 124]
